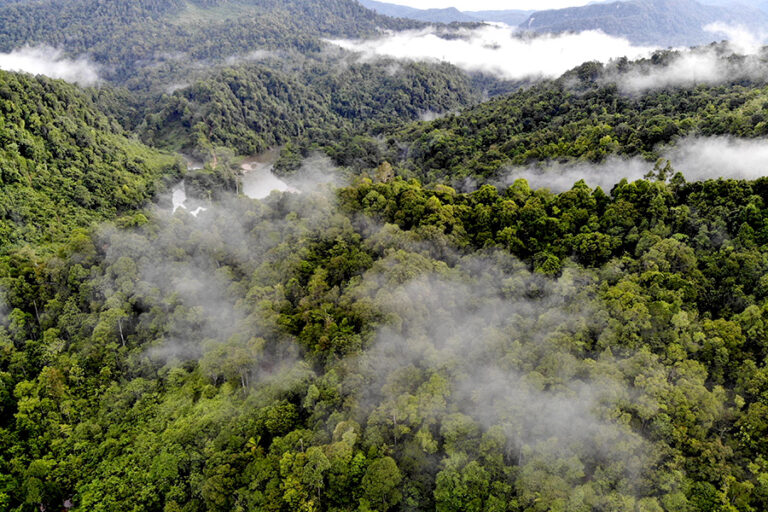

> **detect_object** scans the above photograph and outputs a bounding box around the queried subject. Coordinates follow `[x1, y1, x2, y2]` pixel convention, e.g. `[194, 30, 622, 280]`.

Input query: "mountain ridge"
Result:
[357, 0, 531, 25]
[357, 0, 768, 47]
[519, 0, 768, 46]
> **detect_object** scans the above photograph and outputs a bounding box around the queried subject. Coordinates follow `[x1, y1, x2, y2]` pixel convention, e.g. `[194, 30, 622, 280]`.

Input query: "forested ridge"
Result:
[0, 70, 178, 252]
[0, 0, 513, 161]
[0, 0, 422, 82]
[306, 56, 768, 185]
[140, 60, 477, 158]
[5, 0, 768, 511]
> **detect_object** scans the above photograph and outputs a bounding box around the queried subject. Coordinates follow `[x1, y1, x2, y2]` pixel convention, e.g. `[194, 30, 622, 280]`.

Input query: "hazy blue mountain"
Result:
[358, 0, 479, 22]
[407, 7, 480, 23]
[519, 0, 768, 46]
[357, 0, 530, 25]
[700, 0, 768, 11]
[465, 9, 533, 25]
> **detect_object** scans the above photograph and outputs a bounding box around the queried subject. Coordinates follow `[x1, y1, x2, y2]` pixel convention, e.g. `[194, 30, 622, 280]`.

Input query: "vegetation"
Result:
[6, 169, 768, 510]
[0, 0, 516, 163]
[5, 2, 768, 511]
[141, 60, 477, 158]
[0, 70, 178, 252]
[0, 0, 422, 83]
[312, 59, 768, 185]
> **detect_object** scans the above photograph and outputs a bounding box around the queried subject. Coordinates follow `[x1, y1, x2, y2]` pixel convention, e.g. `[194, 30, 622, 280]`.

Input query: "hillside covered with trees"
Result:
[0, 70, 178, 251]
[299, 55, 768, 185]
[4, 1, 768, 511]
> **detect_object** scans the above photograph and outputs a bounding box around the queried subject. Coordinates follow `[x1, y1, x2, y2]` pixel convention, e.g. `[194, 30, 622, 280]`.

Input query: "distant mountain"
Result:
[357, 0, 530, 25]
[408, 7, 479, 23]
[700, 0, 768, 12]
[356, 0, 424, 19]
[519, 0, 768, 47]
[465, 9, 533, 26]
[358, 0, 478, 22]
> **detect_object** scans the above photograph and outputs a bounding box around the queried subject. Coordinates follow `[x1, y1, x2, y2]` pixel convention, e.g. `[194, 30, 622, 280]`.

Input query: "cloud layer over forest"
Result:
[328, 25, 656, 81]
[330, 23, 768, 91]
[504, 136, 768, 192]
[0, 46, 100, 85]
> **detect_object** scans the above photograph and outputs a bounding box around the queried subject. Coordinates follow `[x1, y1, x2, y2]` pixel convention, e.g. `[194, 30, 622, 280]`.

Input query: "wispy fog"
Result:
[328, 25, 656, 80]
[502, 157, 651, 193]
[667, 136, 768, 179]
[611, 24, 768, 93]
[705, 22, 766, 54]
[224, 49, 278, 66]
[350, 246, 654, 488]
[329, 23, 768, 92]
[504, 136, 768, 192]
[240, 151, 343, 199]
[0, 46, 100, 85]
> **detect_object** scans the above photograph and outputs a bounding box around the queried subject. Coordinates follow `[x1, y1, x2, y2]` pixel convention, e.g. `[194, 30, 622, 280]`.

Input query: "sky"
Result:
[381, 0, 599, 10]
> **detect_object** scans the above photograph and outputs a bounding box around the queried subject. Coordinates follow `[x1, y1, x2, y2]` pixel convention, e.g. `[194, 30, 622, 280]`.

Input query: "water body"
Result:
[240, 149, 298, 199]
[169, 149, 295, 215]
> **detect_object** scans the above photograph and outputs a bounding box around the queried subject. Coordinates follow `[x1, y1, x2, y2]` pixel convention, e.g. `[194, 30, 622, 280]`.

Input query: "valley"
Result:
[3, 1, 768, 511]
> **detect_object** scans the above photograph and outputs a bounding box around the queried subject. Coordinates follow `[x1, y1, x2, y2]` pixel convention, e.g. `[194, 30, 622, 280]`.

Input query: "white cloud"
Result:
[615, 51, 735, 93]
[612, 25, 768, 93]
[0, 46, 100, 86]
[332, 22, 768, 90]
[503, 136, 768, 192]
[329, 25, 656, 81]
[666, 136, 768, 180]
[224, 49, 277, 66]
[704, 22, 766, 54]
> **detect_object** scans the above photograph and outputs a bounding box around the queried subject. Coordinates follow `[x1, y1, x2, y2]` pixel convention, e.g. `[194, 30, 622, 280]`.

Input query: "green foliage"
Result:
[4, 170, 768, 510]
[323, 67, 768, 184]
[0, 0, 422, 83]
[0, 70, 178, 252]
[141, 60, 477, 159]
[7, 9, 768, 510]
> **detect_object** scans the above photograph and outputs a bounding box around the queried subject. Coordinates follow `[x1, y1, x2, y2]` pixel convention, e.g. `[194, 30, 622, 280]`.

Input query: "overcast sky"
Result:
[381, 0, 598, 10]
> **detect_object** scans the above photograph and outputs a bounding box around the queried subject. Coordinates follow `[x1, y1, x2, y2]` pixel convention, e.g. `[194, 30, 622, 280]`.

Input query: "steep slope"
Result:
[0, 0, 424, 83]
[520, 0, 768, 46]
[315, 55, 768, 184]
[0, 0, 496, 164]
[0, 70, 178, 251]
[141, 60, 477, 157]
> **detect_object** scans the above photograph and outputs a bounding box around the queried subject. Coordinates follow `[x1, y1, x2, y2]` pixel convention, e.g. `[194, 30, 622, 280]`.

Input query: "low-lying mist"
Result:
[0, 45, 100, 85]
[347, 240, 656, 495]
[329, 22, 768, 92]
[327, 24, 656, 81]
[611, 28, 768, 93]
[104, 186, 343, 393]
[503, 136, 768, 192]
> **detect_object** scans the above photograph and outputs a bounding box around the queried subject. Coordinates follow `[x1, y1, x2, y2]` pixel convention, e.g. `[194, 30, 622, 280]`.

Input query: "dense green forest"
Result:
[0, 0, 422, 83]
[301, 56, 768, 185]
[0, 0, 498, 158]
[6, 0, 768, 511]
[0, 70, 178, 251]
[8, 167, 768, 511]
[140, 60, 478, 158]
